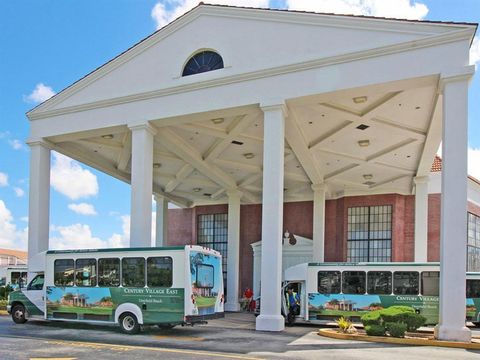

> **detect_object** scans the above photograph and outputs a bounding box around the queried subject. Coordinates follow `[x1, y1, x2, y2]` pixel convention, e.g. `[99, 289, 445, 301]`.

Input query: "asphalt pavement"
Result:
[1, 312, 480, 359]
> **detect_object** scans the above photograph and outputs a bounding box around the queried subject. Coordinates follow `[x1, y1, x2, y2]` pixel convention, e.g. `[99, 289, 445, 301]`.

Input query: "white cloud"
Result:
[8, 139, 23, 150]
[20, 216, 28, 222]
[470, 36, 480, 67]
[24, 83, 56, 104]
[107, 215, 131, 248]
[50, 224, 106, 250]
[286, 0, 428, 20]
[0, 200, 28, 250]
[50, 152, 99, 200]
[13, 187, 25, 197]
[0, 172, 8, 187]
[469, 147, 480, 181]
[68, 203, 98, 216]
[151, 0, 269, 29]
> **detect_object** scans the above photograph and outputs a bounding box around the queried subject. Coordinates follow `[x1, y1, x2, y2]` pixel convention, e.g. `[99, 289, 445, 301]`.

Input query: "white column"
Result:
[256, 101, 286, 332]
[434, 68, 474, 342]
[312, 183, 326, 262]
[27, 140, 51, 277]
[155, 195, 168, 247]
[129, 123, 156, 248]
[414, 176, 429, 263]
[225, 190, 242, 312]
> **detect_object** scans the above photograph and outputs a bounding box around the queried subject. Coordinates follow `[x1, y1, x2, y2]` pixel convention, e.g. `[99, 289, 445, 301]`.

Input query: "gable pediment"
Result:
[28, 5, 475, 118]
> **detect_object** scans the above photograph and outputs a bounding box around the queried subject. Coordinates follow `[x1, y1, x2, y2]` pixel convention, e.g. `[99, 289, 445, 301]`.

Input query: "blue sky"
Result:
[0, 0, 479, 251]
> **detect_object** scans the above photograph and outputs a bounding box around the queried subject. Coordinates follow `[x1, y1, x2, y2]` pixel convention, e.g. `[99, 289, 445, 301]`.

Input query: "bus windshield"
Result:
[196, 264, 214, 288]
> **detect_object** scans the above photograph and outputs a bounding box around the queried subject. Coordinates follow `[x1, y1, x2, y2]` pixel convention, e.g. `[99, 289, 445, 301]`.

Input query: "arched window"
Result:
[182, 51, 224, 77]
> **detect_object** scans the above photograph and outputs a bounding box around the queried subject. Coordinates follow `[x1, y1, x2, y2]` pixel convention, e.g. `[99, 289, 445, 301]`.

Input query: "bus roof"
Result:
[307, 262, 441, 267]
[46, 246, 185, 255]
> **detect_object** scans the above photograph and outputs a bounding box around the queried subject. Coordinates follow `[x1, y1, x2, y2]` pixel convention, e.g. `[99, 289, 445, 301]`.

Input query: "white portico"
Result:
[25, 4, 475, 339]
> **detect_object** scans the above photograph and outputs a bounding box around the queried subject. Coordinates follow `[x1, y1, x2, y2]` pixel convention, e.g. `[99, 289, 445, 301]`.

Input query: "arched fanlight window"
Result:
[182, 50, 224, 77]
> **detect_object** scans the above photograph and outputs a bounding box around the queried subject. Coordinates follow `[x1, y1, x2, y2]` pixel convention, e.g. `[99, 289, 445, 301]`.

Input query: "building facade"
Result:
[24, 4, 477, 340]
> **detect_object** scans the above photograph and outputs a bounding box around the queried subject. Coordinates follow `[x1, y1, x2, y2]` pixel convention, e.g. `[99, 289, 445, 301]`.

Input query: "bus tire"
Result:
[119, 312, 140, 334]
[473, 321, 480, 328]
[11, 304, 27, 324]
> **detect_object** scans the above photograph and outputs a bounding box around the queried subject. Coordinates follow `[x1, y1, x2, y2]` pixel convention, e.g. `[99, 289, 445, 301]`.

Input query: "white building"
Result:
[25, 4, 476, 340]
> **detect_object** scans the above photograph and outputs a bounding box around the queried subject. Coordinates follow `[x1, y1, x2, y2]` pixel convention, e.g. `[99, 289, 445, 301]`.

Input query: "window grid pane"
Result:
[197, 213, 228, 295]
[347, 206, 392, 262]
[467, 212, 480, 272]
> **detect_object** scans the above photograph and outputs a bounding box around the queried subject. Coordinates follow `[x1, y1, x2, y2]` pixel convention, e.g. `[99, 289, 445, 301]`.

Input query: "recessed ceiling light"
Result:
[353, 96, 368, 104]
[193, 187, 202, 192]
[231, 140, 244, 145]
[153, 163, 161, 169]
[358, 139, 370, 147]
[363, 174, 373, 180]
[363, 181, 376, 186]
[243, 153, 255, 159]
[203, 193, 212, 197]
[102, 134, 113, 139]
[356, 124, 369, 130]
[211, 118, 224, 125]
[415, 106, 421, 110]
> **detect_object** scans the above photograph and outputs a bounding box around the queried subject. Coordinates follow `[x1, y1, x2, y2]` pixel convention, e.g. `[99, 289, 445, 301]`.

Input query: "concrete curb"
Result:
[318, 328, 480, 350]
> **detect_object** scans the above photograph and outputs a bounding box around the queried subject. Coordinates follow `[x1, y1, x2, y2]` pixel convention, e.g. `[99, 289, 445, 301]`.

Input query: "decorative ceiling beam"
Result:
[117, 131, 132, 172]
[165, 164, 194, 193]
[416, 89, 442, 177]
[203, 114, 254, 162]
[285, 107, 324, 184]
[156, 127, 237, 190]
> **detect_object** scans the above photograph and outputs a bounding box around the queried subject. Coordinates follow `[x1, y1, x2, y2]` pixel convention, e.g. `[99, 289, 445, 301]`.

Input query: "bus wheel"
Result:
[119, 313, 140, 334]
[473, 322, 480, 328]
[12, 304, 27, 324]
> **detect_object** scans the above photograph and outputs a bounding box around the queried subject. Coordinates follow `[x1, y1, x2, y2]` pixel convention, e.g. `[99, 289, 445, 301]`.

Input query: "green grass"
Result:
[195, 296, 216, 308]
[47, 305, 113, 315]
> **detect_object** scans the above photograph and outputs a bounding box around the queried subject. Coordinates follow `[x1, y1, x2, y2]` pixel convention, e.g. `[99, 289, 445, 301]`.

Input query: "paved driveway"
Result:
[1, 313, 480, 359]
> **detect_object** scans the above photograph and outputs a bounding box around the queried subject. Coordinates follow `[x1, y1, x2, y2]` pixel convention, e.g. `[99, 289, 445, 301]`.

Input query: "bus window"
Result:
[75, 259, 97, 287]
[421, 271, 439, 296]
[10, 272, 21, 285]
[367, 271, 392, 295]
[342, 271, 366, 294]
[98, 258, 120, 287]
[466, 280, 480, 298]
[196, 264, 214, 288]
[393, 272, 419, 295]
[147, 257, 173, 287]
[317, 271, 341, 294]
[54, 259, 74, 286]
[122, 258, 145, 287]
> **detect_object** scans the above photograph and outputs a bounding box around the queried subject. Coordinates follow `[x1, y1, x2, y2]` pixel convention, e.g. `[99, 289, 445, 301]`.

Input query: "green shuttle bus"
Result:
[282, 262, 480, 326]
[7, 245, 224, 333]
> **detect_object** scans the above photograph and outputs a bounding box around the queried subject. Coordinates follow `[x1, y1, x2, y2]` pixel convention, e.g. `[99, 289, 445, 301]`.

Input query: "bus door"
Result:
[22, 274, 45, 316]
[282, 281, 306, 320]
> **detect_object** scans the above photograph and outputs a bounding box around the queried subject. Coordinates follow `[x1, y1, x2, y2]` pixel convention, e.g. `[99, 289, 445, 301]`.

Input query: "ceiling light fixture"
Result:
[358, 139, 370, 147]
[153, 163, 161, 169]
[356, 124, 369, 130]
[363, 174, 373, 180]
[193, 187, 202, 192]
[211, 118, 224, 125]
[353, 96, 368, 104]
[243, 153, 255, 159]
[363, 181, 376, 186]
[102, 134, 113, 139]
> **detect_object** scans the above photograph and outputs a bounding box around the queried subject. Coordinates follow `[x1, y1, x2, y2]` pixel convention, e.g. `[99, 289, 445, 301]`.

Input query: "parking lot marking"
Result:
[2, 334, 264, 360]
[30, 358, 77, 360]
[154, 335, 205, 341]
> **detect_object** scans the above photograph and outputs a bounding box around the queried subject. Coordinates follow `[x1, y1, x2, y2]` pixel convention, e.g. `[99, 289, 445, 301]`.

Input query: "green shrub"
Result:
[385, 322, 407, 338]
[365, 324, 386, 336]
[402, 312, 426, 332]
[380, 306, 415, 323]
[360, 310, 382, 326]
[0, 285, 12, 300]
